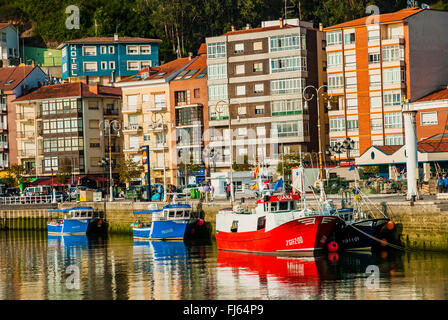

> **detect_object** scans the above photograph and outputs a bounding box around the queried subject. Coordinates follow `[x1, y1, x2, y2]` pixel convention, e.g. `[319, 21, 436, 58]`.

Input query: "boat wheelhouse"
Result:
[131, 204, 200, 240]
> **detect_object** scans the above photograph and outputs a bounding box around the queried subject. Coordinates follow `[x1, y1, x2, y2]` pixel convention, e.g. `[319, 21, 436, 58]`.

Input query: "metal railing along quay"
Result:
[0, 195, 65, 205]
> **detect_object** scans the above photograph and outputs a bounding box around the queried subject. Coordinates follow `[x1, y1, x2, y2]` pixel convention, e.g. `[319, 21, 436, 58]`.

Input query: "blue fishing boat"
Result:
[131, 204, 202, 240]
[47, 206, 105, 235]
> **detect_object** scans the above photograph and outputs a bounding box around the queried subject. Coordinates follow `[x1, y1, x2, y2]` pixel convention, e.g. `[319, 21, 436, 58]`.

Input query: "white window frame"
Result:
[108, 46, 115, 54]
[127, 61, 140, 71]
[83, 62, 98, 72]
[326, 31, 342, 46]
[140, 45, 151, 54]
[109, 61, 116, 69]
[236, 85, 246, 96]
[126, 45, 139, 55]
[254, 83, 264, 93]
[327, 52, 342, 68]
[101, 61, 107, 70]
[421, 112, 438, 126]
[82, 46, 97, 56]
[234, 43, 244, 53]
[208, 63, 227, 80]
[384, 112, 402, 129]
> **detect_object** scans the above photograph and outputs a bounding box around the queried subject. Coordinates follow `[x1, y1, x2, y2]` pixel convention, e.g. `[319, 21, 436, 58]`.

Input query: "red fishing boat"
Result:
[215, 194, 338, 254]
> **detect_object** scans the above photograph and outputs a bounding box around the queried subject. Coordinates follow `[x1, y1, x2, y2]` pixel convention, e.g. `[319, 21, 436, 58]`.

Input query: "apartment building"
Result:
[205, 18, 326, 174]
[169, 45, 208, 185]
[13, 82, 122, 180]
[325, 7, 448, 158]
[114, 57, 195, 185]
[59, 35, 161, 85]
[0, 23, 19, 66]
[0, 65, 47, 169]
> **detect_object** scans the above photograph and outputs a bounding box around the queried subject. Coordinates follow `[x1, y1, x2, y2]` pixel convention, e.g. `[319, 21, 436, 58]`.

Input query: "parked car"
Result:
[23, 186, 52, 196]
[181, 184, 199, 195]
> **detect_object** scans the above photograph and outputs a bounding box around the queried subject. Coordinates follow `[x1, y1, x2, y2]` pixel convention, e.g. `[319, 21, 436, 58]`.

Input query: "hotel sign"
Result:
[70, 45, 78, 76]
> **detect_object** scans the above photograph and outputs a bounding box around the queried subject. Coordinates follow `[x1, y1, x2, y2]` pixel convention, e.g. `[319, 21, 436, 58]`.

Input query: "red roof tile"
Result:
[416, 87, 448, 102]
[0, 23, 12, 30]
[174, 55, 207, 81]
[324, 7, 424, 30]
[14, 82, 121, 102]
[0, 66, 36, 92]
[197, 43, 206, 55]
[223, 24, 295, 35]
[374, 145, 402, 155]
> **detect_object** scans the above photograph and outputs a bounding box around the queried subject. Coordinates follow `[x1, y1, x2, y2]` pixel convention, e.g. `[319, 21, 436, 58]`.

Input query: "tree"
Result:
[277, 153, 302, 182]
[116, 156, 144, 186]
[56, 158, 72, 185]
[5, 164, 26, 188]
[232, 155, 254, 172]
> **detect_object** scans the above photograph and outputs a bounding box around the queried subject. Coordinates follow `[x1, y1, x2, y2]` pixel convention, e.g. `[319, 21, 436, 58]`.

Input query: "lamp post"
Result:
[99, 119, 121, 202]
[342, 137, 355, 165]
[214, 99, 234, 206]
[302, 84, 335, 181]
[151, 113, 167, 202]
[402, 99, 420, 201]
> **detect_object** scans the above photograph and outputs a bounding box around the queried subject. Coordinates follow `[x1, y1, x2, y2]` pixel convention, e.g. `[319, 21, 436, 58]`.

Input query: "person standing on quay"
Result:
[444, 175, 448, 193]
[437, 175, 444, 193]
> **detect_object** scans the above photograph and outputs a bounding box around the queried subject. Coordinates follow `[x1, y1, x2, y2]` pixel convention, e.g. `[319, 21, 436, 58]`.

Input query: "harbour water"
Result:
[1, 230, 448, 300]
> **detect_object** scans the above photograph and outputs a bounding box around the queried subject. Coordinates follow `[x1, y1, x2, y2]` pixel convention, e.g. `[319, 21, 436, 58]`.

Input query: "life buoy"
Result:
[197, 219, 204, 227]
[327, 241, 339, 252]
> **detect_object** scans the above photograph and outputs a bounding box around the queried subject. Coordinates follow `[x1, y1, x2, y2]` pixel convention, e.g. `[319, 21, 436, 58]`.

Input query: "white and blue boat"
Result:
[131, 204, 201, 240]
[47, 206, 104, 235]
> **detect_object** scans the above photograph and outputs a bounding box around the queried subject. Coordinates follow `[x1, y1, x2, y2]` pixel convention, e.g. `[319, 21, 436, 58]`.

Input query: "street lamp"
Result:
[151, 113, 168, 202]
[99, 119, 121, 202]
[302, 84, 335, 181]
[342, 137, 355, 165]
[214, 99, 235, 206]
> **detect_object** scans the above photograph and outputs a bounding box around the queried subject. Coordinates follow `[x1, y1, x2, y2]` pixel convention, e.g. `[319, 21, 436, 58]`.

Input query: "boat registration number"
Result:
[286, 236, 303, 246]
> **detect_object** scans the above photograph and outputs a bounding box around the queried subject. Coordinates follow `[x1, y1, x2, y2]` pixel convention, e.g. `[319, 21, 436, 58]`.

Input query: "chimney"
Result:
[279, 17, 284, 28]
[246, 24, 251, 30]
[231, 25, 235, 32]
[188, 52, 193, 60]
[114, 33, 119, 41]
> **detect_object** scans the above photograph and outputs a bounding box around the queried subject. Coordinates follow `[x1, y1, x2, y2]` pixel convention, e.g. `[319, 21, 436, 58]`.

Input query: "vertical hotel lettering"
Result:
[70, 44, 78, 76]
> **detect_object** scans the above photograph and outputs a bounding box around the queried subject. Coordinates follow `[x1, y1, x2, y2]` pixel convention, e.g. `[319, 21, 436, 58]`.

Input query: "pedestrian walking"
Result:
[437, 175, 444, 193]
[204, 184, 210, 202]
[226, 183, 230, 200]
[210, 184, 215, 201]
[199, 185, 204, 201]
[444, 175, 448, 193]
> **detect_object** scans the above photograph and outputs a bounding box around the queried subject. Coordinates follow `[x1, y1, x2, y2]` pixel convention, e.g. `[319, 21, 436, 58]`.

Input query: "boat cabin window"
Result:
[278, 201, 289, 211]
[184, 210, 190, 218]
[168, 210, 175, 218]
[176, 210, 183, 218]
[80, 211, 87, 218]
[257, 216, 266, 230]
[74, 211, 80, 218]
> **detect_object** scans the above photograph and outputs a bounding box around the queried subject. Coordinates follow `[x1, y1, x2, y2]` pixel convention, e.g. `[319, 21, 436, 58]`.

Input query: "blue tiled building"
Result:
[58, 35, 161, 84]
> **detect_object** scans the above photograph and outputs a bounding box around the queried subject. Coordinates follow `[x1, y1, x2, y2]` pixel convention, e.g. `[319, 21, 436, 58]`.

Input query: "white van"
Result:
[23, 186, 52, 196]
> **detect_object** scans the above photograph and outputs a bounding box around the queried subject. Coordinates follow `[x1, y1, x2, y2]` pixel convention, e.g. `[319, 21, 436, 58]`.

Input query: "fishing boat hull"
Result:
[336, 218, 390, 251]
[132, 219, 197, 240]
[47, 219, 91, 235]
[215, 215, 338, 253]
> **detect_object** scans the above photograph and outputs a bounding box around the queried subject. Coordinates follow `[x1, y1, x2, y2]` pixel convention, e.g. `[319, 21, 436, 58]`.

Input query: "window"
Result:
[83, 62, 97, 72]
[344, 32, 355, 44]
[194, 88, 200, 98]
[346, 98, 358, 109]
[421, 112, 438, 126]
[372, 139, 383, 146]
[326, 31, 342, 46]
[88, 101, 99, 110]
[345, 54, 356, 67]
[254, 83, 264, 93]
[127, 45, 139, 55]
[101, 61, 107, 70]
[328, 74, 343, 89]
[256, 126, 266, 136]
[154, 94, 166, 108]
[383, 45, 404, 62]
[329, 117, 345, 132]
[207, 42, 226, 59]
[347, 120, 358, 131]
[175, 91, 190, 106]
[90, 138, 100, 148]
[127, 61, 140, 70]
[83, 46, 97, 56]
[237, 127, 247, 136]
[253, 41, 262, 51]
[100, 46, 107, 54]
[384, 112, 402, 129]
[369, 74, 381, 86]
[385, 134, 403, 145]
[141, 61, 152, 69]
[371, 118, 383, 130]
[370, 96, 382, 109]
[271, 56, 305, 73]
[238, 106, 246, 115]
[208, 84, 228, 101]
[383, 68, 401, 84]
[140, 45, 151, 54]
[209, 104, 229, 120]
[271, 99, 302, 115]
[109, 61, 115, 69]
[235, 64, 245, 75]
[270, 34, 301, 52]
[208, 63, 226, 79]
[234, 43, 244, 53]
[369, 53, 381, 64]
[327, 52, 342, 68]
[345, 77, 357, 89]
[253, 62, 263, 72]
[236, 85, 246, 96]
[108, 46, 115, 54]
[384, 91, 401, 106]
[368, 29, 380, 42]
[129, 135, 139, 149]
[255, 104, 265, 115]
[273, 121, 303, 137]
[271, 78, 304, 94]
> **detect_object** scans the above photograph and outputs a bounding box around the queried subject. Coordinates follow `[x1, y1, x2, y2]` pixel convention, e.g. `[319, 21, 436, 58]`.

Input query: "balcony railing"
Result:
[18, 150, 36, 157]
[17, 131, 36, 139]
[122, 124, 142, 132]
[17, 112, 41, 120]
[104, 108, 119, 116]
[122, 103, 142, 113]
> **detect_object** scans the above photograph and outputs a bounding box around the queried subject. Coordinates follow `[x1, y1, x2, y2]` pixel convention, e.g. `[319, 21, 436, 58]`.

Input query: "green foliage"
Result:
[232, 155, 254, 172]
[117, 157, 144, 186]
[56, 159, 72, 185]
[5, 164, 26, 188]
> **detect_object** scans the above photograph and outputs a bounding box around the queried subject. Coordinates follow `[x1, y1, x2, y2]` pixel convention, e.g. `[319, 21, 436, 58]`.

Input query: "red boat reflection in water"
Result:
[217, 251, 335, 299]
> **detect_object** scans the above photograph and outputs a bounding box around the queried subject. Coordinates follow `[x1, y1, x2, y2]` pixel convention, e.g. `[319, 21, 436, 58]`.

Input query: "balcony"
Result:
[104, 108, 119, 116]
[17, 131, 36, 139]
[122, 124, 142, 133]
[122, 103, 142, 113]
[381, 36, 405, 46]
[18, 150, 36, 157]
[144, 103, 166, 112]
[146, 124, 166, 132]
[151, 143, 168, 151]
[123, 147, 140, 153]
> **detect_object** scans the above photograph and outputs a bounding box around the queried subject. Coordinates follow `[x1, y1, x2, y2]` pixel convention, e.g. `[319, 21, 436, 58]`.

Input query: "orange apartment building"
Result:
[324, 7, 448, 161]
